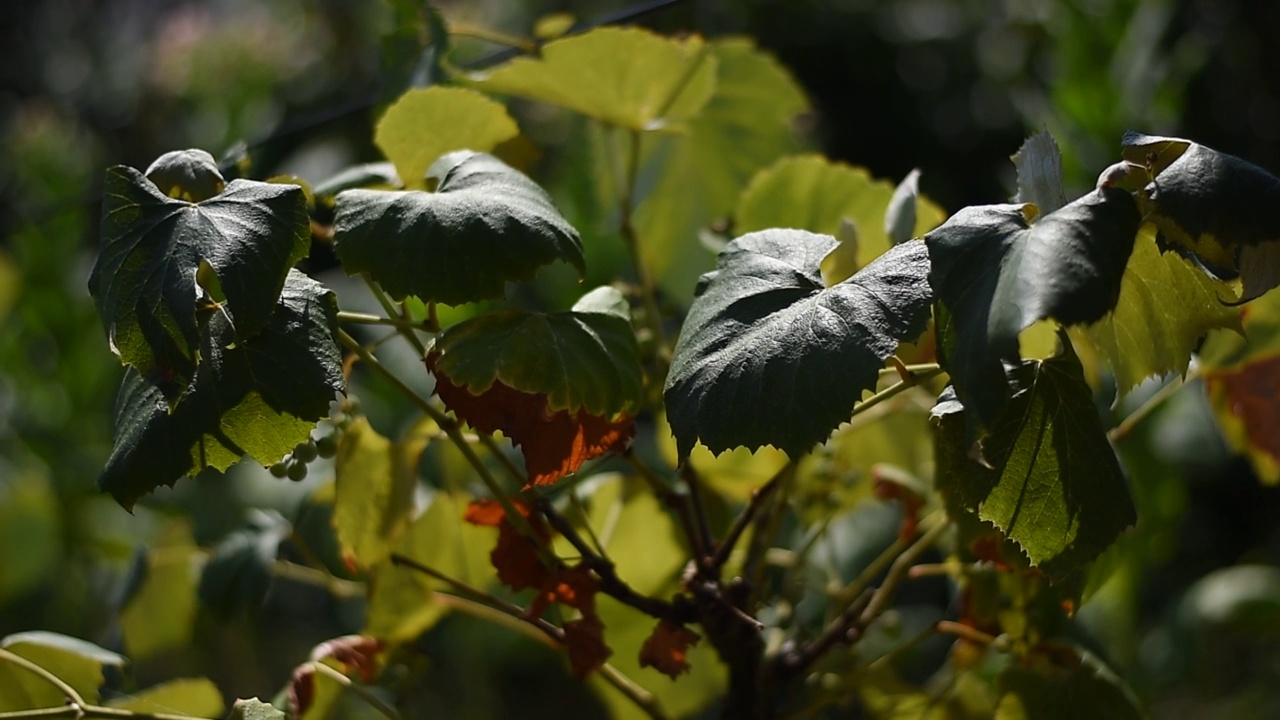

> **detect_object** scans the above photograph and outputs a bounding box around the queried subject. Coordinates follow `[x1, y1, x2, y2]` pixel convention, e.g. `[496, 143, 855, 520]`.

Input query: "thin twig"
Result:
[311, 662, 401, 720]
[336, 310, 430, 331]
[709, 462, 794, 571]
[1108, 374, 1190, 443]
[0, 648, 87, 706]
[680, 465, 716, 564]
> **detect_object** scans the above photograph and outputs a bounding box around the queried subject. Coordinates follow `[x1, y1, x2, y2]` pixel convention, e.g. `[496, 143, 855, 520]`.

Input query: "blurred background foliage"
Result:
[2, 0, 1280, 717]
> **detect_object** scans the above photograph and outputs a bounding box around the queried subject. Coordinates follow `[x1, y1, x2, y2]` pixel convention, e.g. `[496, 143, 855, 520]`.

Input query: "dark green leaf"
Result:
[996, 653, 1141, 720]
[333, 151, 584, 305]
[1124, 131, 1280, 302]
[664, 230, 933, 460]
[98, 270, 344, 508]
[932, 347, 1136, 580]
[144, 149, 226, 202]
[925, 189, 1139, 429]
[198, 510, 291, 617]
[89, 162, 309, 381]
[432, 286, 642, 416]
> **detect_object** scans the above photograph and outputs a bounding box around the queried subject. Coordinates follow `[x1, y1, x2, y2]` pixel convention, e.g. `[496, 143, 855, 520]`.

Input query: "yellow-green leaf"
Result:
[120, 542, 200, 661]
[374, 86, 519, 190]
[469, 27, 716, 132]
[0, 632, 125, 706]
[1073, 224, 1242, 394]
[107, 677, 225, 717]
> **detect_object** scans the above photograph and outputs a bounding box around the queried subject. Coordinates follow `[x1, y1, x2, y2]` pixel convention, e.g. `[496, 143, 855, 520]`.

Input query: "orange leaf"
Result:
[464, 499, 551, 592]
[639, 620, 701, 679]
[563, 614, 612, 679]
[432, 357, 635, 487]
[528, 562, 600, 619]
[1206, 356, 1280, 483]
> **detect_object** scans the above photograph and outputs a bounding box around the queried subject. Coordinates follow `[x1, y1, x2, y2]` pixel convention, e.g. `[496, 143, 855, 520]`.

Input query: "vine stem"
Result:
[337, 329, 551, 565]
[616, 128, 668, 361]
[709, 462, 794, 571]
[447, 21, 538, 53]
[311, 662, 401, 720]
[1107, 373, 1191, 443]
[387, 555, 667, 719]
[0, 650, 211, 720]
[336, 310, 431, 332]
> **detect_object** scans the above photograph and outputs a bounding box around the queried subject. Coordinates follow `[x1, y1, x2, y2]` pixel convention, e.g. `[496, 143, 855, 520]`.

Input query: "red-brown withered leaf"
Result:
[288, 635, 383, 715]
[1206, 355, 1280, 482]
[639, 620, 702, 679]
[464, 499, 551, 591]
[563, 614, 612, 679]
[432, 358, 635, 487]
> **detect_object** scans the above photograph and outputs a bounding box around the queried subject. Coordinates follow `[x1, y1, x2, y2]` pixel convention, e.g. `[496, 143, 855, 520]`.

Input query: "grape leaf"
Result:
[1012, 131, 1067, 215]
[0, 632, 125, 708]
[1124, 131, 1280, 302]
[228, 698, 287, 720]
[333, 416, 435, 570]
[639, 621, 701, 679]
[468, 26, 717, 132]
[736, 155, 946, 283]
[106, 678, 225, 716]
[663, 230, 934, 460]
[925, 188, 1140, 430]
[374, 86, 519, 189]
[633, 37, 810, 301]
[333, 151, 584, 305]
[431, 286, 642, 416]
[98, 270, 344, 508]
[932, 347, 1136, 581]
[198, 510, 291, 617]
[119, 540, 199, 661]
[1073, 224, 1241, 394]
[89, 161, 309, 382]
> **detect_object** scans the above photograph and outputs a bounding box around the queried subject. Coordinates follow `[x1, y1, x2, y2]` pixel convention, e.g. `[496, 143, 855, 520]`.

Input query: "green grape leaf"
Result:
[633, 37, 809, 302]
[925, 188, 1140, 430]
[431, 287, 641, 486]
[98, 270, 344, 509]
[1124, 131, 1280, 302]
[468, 26, 716, 132]
[107, 678, 225, 716]
[736, 155, 947, 285]
[374, 86, 519, 189]
[932, 347, 1136, 581]
[996, 653, 1141, 720]
[312, 162, 401, 198]
[119, 542, 199, 661]
[333, 151, 583, 305]
[433, 286, 641, 416]
[333, 416, 435, 570]
[144, 149, 226, 202]
[89, 162, 309, 382]
[198, 510, 291, 617]
[1073, 225, 1241, 394]
[663, 230, 933, 460]
[0, 632, 125, 707]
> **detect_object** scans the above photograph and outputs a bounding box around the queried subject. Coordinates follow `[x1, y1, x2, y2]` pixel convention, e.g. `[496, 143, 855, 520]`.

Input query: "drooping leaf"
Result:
[333, 151, 584, 305]
[633, 37, 810, 302]
[107, 678, 225, 717]
[89, 162, 309, 381]
[1073, 224, 1241, 394]
[98, 270, 344, 508]
[432, 286, 642, 416]
[996, 653, 1141, 720]
[1012, 131, 1067, 215]
[333, 416, 435, 570]
[639, 621, 701, 679]
[736, 155, 947, 284]
[374, 86, 519, 189]
[1124, 131, 1280, 302]
[198, 510, 291, 617]
[468, 26, 716, 132]
[932, 347, 1136, 581]
[664, 230, 934, 460]
[144, 148, 226, 202]
[884, 168, 923, 246]
[0, 632, 125, 707]
[925, 189, 1140, 430]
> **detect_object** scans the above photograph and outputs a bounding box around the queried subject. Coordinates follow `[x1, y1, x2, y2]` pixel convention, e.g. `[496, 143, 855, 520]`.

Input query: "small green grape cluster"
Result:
[268, 429, 339, 481]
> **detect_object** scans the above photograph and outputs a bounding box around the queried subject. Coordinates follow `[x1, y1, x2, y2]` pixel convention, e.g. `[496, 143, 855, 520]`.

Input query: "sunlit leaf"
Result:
[736, 155, 946, 284]
[89, 162, 309, 382]
[1012, 131, 1067, 214]
[334, 151, 584, 305]
[374, 86, 519, 189]
[228, 698, 287, 720]
[0, 632, 125, 707]
[884, 168, 923, 246]
[98, 271, 344, 508]
[107, 677, 225, 716]
[926, 189, 1140, 430]
[634, 37, 810, 302]
[469, 27, 716, 132]
[119, 539, 199, 661]
[664, 230, 933, 459]
[932, 347, 1136, 580]
[1073, 225, 1241, 394]
[1124, 131, 1280, 302]
[333, 416, 435, 570]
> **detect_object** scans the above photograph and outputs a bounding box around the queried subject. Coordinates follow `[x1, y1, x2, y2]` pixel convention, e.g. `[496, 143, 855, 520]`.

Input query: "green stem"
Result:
[615, 128, 668, 364]
[336, 311, 430, 332]
[1108, 374, 1191, 443]
[361, 276, 429, 356]
[0, 650, 214, 720]
[709, 462, 794, 571]
[448, 21, 538, 53]
[0, 648, 85, 707]
[311, 661, 401, 720]
[850, 366, 945, 421]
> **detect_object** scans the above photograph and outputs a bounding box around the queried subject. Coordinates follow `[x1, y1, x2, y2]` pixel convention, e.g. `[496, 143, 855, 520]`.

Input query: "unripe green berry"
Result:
[293, 439, 319, 463]
[315, 434, 338, 459]
[268, 461, 289, 479]
[285, 458, 309, 482]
